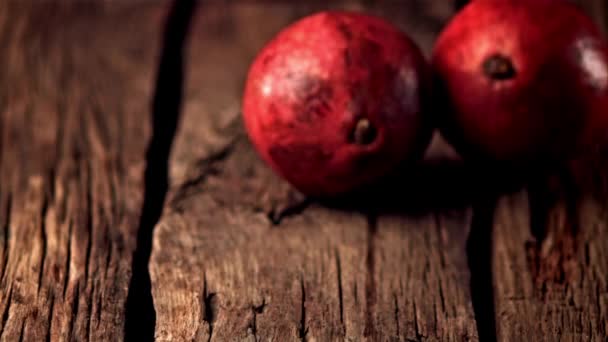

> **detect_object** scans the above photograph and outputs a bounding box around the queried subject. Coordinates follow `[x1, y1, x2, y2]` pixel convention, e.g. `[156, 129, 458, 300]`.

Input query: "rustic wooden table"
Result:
[0, 1, 606, 341]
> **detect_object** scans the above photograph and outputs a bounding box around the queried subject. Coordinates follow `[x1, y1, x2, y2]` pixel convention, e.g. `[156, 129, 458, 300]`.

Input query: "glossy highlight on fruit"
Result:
[243, 11, 431, 196]
[432, 0, 608, 168]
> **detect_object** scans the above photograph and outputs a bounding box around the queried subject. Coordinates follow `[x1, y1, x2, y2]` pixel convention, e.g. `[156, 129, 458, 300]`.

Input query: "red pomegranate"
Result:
[432, 0, 608, 169]
[243, 11, 431, 196]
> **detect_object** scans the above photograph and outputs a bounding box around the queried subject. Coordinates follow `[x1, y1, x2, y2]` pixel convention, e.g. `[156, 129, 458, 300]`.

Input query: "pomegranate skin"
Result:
[432, 0, 608, 168]
[243, 11, 431, 197]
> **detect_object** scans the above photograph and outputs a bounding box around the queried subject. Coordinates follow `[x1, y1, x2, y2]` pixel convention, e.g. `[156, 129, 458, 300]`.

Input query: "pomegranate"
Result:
[432, 0, 608, 169]
[243, 11, 431, 196]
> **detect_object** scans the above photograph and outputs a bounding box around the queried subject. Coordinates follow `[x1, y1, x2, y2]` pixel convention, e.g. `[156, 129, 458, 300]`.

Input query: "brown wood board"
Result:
[0, 0, 606, 341]
[0, 2, 163, 340]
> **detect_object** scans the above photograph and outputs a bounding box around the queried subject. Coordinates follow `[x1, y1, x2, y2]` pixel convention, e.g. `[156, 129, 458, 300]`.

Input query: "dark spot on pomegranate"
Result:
[358, 39, 382, 65]
[343, 48, 352, 67]
[262, 54, 275, 68]
[336, 21, 353, 41]
[293, 77, 334, 123]
[483, 54, 516, 80]
[366, 24, 384, 37]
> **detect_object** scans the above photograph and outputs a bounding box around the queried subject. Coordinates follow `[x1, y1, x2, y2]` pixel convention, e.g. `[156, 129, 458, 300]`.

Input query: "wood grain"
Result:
[150, 2, 478, 341]
[0, 3, 162, 340]
[492, 179, 608, 341]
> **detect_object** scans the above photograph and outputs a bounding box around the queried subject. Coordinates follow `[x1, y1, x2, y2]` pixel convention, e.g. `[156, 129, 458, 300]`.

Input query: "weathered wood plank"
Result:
[151, 2, 478, 341]
[0, 3, 163, 340]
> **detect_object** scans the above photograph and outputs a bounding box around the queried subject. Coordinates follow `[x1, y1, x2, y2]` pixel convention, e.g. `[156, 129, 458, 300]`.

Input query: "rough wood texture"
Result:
[151, 2, 479, 341]
[153, 136, 479, 341]
[0, 3, 162, 340]
[492, 181, 608, 341]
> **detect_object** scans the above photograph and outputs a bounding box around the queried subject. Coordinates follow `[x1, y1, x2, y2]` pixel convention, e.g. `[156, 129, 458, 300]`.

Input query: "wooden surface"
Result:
[493, 187, 608, 341]
[150, 1, 608, 341]
[150, 2, 483, 341]
[0, 0, 607, 341]
[0, 2, 162, 340]
[149, 1, 607, 341]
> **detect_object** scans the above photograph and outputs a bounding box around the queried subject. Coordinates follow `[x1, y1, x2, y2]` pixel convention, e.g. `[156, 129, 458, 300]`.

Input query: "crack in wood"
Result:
[438, 278, 446, 314]
[0, 285, 13, 337]
[67, 285, 79, 341]
[37, 192, 49, 296]
[248, 298, 266, 341]
[201, 275, 218, 342]
[467, 198, 498, 342]
[584, 241, 590, 266]
[170, 138, 239, 206]
[62, 220, 73, 300]
[596, 283, 602, 329]
[96, 287, 103, 331]
[298, 276, 308, 341]
[124, 0, 197, 340]
[46, 293, 54, 342]
[1, 193, 12, 282]
[107, 161, 120, 224]
[334, 249, 344, 331]
[18, 318, 25, 342]
[86, 282, 94, 341]
[83, 161, 93, 287]
[393, 292, 400, 337]
[413, 301, 422, 341]
[364, 213, 377, 338]
[266, 192, 311, 226]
